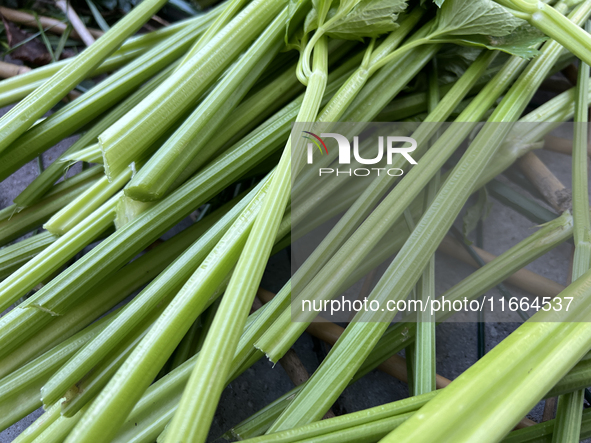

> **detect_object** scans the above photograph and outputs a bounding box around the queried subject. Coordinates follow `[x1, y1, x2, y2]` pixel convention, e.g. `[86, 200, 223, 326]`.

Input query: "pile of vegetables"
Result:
[1, 0, 591, 441]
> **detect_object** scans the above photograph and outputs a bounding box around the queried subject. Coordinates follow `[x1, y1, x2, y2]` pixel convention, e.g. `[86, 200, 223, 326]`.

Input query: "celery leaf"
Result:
[323, 0, 407, 40]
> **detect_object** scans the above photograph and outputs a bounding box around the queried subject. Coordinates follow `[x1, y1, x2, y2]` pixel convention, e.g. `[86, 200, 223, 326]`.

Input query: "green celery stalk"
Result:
[0, 193, 118, 313]
[0, 0, 169, 153]
[59, 303, 170, 416]
[99, 0, 287, 181]
[266, 2, 591, 432]
[0, 232, 57, 280]
[0, 16, 211, 186]
[245, 414, 414, 443]
[551, 20, 591, 443]
[0, 310, 114, 432]
[0, 200, 237, 372]
[39, 187, 258, 409]
[44, 170, 132, 235]
[10, 64, 176, 208]
[17, 96, 290, 316]
[125, 6, 290, 201]
[64, 176, 273, 443]
[0, 12, 214, 109]
[0, 166, 102, 246]
[176, 0, 250, 68]
[256, 49, 508, 364]
[381, 275, 591, 442]
[62, 143, 103, 164]
[413, 61, 440, 396]
[162, 32, 328, 442]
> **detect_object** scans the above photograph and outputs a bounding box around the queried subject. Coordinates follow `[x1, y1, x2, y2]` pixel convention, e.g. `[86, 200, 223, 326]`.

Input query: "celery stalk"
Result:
[0, 16, 211, 186]
[0, 166, 102, 246]
[0, 193, 118, 313]
[64, 177, 273, 443]
[266, 2, 591, 432]
[125, 7, 290, 201]
[0, 0, 169, 153]
[0, 200, 237, 371]
[45, 170, 132, 235]
[100, 0, 287, 180]
[551, 19, 591, 443]
[10, 64, 176, 207]
[0, 232, 57, 280]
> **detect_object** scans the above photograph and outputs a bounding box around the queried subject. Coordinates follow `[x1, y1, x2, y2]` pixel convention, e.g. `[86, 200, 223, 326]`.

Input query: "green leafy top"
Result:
[432, 0, 523, 36]
[321, 0, 407, 40]
[421, 0, 546, 58]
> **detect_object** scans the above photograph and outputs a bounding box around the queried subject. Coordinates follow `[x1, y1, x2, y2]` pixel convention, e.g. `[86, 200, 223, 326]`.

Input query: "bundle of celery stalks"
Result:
[2, 0, 591, 441]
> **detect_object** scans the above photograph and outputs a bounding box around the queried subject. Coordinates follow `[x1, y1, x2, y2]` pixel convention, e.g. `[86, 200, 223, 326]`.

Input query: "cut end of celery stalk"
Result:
[114, 195, 154, 229]
[100, 137, 126, 183]
[123, 184, 166, 202]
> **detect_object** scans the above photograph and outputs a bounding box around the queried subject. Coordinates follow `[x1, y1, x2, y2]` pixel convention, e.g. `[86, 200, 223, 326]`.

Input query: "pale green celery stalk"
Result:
[45, 170, 132, 235]
[40, 186, 259, 409]
[114, 196, 155, 229]
[126, 7, 289, 201]
[59, 303, 169, 416]
[552, 20, 591, 443]
[0, 200, 236, 372]
[16, 98, 289, 317]
[167, 49, 361, 194]
[100, 0, 287, 181]
[257, 49, 507, 364]
[62, 143, 103, 164]
[11, 64, 176, 208]
[0, 310, 113, 432]
[65, 176, 274, 443]
[32, 403, 90, 443]
[0, 193, 117, 313]
[0, 46, 145, 108]
[246, 414, 413, 443]
[162, 33, 327, 442]
[11, 403, 61, 443]
[475, 82, 591, 189]
[0, 166, 102, 246]
[177, 0, 249, 68]
[267, 4, 591, 431]
[503, 410, 591, 443]
[229, 211, 572, 440]
[382, 273, 591, 442]
[240, 350, 591, 443]
[0, 12, 218, 106]
[0, 232, 57, 280]
[0, 0, 169, 153]
[0, 18, 209, 189]
[110, 309, 267, 443]
[496, 0, 591, 65]
[414, 62, 440, 396]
